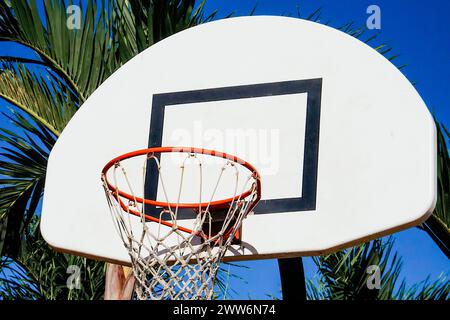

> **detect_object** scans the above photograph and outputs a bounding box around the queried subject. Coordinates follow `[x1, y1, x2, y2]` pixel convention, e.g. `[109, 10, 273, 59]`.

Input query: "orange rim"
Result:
[101, 147, 261, 234]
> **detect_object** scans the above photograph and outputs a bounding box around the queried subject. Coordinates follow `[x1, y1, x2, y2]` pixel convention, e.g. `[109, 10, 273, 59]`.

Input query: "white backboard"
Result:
[40, 16, 436, 265]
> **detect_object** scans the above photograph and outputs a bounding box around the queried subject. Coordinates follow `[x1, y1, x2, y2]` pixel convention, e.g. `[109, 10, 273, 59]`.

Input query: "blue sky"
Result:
[199, 0, 450, 128]
[0, 0, 448, 299]
[193, 0, 449, 299]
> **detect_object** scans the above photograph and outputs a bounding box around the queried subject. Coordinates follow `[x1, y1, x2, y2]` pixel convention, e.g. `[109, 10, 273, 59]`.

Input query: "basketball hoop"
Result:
[101, 147, 261, 300]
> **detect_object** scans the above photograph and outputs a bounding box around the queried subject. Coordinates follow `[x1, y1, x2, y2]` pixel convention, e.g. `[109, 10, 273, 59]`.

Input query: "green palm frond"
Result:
[0, 0, 230, 299]
[0, 0, 228, 261]
[395, 274, 449, 300]
[309, 238, 450, 300]
[420, 122, 449, 258]
[0, 63, 78, 136]
[112, 0, 219, 63]
[0, 257, 43, 299]
[0, 0, 116, 101]
[296, 8, 400, 66]
[0, 219, 106, 300]
[306, 278, 327, 300]
[215, 262, 249, 299]
[0, 110, 54, 257]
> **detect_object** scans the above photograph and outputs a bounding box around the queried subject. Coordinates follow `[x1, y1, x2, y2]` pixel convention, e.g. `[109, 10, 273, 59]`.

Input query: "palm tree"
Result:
[420, 122, 449, 257]
[306, 238, 449, 300]
[0, 1, 448, 299]
[1, 217, 106, 299]
[0, 0, 218, 299]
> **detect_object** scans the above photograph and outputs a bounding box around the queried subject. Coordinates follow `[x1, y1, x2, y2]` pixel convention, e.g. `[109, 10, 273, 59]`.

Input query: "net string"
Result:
[102, 150, 258, 300]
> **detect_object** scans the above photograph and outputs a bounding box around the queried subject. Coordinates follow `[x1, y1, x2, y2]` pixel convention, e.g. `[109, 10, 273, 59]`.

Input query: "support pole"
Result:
[104, 263, 135, 300]
[277, 257, 306, 300]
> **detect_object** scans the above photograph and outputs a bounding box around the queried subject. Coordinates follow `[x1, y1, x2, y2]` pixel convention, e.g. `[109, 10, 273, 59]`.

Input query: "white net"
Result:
[101, 149, 260, 300]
